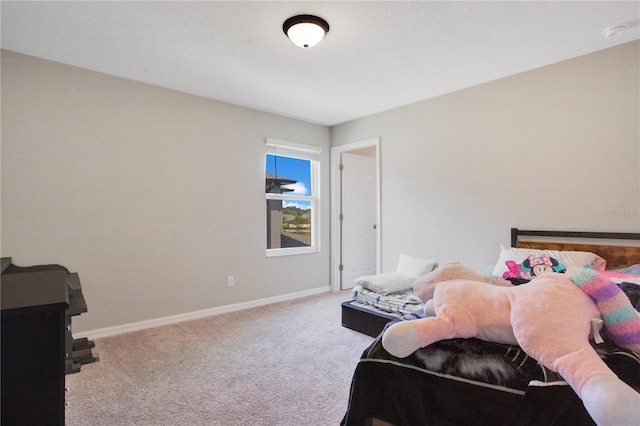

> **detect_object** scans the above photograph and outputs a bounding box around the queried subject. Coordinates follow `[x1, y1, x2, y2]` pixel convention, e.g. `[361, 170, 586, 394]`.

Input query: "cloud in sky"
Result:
[284, 201, 311, 210]
[282, 182, 308, 195]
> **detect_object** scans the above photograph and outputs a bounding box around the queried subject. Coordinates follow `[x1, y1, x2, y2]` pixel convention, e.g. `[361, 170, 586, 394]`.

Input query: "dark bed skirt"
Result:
[341, 301, 398, 337]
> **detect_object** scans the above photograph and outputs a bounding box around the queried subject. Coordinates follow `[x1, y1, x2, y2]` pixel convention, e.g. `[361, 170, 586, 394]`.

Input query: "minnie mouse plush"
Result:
[503, 254, 566, 280]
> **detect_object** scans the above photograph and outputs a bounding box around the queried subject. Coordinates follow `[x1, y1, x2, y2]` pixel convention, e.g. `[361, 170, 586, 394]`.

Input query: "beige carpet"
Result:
[65, 290, 374, 426]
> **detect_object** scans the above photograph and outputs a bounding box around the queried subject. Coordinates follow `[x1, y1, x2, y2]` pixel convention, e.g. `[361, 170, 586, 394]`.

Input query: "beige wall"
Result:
[332, 41, 640, 272]
[3, 41, 639, 333]
[1, 50, 331, 333]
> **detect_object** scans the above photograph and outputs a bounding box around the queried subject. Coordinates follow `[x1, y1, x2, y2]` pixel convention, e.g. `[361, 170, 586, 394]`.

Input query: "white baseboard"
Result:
[76, 286, 330, 341]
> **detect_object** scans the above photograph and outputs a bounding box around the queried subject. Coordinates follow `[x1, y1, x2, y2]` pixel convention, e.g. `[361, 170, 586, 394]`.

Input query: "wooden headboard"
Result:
[511, 228, 640, 270]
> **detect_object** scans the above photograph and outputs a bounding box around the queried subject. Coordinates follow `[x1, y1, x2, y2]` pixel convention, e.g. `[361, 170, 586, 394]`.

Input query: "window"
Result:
[265, 138, 320, 256]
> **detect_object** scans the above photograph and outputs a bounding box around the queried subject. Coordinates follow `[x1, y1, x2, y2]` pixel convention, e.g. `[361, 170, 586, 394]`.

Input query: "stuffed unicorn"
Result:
[382, 262, 640, 426]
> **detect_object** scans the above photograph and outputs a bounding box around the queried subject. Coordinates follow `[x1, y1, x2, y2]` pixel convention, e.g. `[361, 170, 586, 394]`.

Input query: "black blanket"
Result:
[341, 327, 639, 426]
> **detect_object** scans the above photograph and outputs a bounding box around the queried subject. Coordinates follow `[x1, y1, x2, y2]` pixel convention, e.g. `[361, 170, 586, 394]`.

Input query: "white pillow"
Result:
[396, 253, 437, 278]
[353, 272, 414, 295]
[492, 245, 606, 280]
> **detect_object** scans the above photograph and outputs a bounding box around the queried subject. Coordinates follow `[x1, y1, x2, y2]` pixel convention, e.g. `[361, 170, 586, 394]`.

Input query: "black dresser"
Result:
[1, 258, 98, 425]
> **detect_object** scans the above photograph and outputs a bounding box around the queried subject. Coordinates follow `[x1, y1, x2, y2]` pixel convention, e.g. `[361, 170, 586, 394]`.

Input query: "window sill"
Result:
[266, 247, 318, 257]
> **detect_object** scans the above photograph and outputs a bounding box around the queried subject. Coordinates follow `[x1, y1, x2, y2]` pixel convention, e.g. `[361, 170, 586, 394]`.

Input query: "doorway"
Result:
[331, 138, 381, 291]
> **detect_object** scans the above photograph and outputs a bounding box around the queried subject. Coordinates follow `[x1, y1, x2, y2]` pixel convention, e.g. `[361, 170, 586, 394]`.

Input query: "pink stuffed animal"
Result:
[382, 262, 640, 426]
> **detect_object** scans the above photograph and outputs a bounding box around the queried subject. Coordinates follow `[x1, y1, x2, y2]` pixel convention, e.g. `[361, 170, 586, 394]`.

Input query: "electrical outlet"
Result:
[226, 276, 234, 288]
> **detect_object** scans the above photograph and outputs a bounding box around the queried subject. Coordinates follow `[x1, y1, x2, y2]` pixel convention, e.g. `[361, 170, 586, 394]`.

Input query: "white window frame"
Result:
[265, 138, 321, 257]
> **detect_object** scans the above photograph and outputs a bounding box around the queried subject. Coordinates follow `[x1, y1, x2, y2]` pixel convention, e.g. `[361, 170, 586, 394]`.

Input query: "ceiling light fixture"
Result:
[283, 15, 329, 48]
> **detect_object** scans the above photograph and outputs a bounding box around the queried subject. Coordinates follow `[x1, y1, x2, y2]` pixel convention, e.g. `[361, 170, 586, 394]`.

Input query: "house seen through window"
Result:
[265, 139, 319, 256]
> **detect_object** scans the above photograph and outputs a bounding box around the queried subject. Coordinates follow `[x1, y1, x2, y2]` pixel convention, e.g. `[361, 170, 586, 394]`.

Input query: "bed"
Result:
[342, 287, 425, 337]
[342, 255, 434, 337]
[341, 228, 640, 426]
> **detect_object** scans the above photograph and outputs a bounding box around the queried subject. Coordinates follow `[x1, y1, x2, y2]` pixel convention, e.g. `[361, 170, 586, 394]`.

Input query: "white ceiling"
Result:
[2, 1, 639, 126]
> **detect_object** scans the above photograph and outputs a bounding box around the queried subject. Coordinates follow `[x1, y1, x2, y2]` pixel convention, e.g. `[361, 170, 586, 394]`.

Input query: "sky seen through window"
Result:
[266, 154, 311, 210]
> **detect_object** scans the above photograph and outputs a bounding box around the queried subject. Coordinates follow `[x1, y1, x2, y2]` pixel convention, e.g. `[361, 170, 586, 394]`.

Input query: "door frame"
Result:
[330, 137, 381, 292]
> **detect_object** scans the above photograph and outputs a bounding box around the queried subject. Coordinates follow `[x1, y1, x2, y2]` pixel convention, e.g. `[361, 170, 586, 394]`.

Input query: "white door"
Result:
[341, 152, 377, 289]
